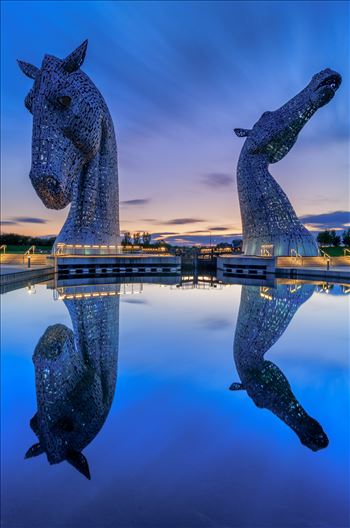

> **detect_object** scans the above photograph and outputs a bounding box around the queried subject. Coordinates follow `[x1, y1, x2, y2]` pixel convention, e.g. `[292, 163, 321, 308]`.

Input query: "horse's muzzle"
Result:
[30, 172, 72, 210]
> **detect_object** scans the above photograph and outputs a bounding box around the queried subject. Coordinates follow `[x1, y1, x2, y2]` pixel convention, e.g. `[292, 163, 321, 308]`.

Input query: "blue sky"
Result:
[1, 1, 349, 244]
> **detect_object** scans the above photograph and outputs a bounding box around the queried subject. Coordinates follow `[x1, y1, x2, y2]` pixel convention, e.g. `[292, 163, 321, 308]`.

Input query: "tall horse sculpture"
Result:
[234, 68, 341, 256]
[25, 291, 119, 479]
[18, 40, 120, 248]
[230, 283, 329, 451]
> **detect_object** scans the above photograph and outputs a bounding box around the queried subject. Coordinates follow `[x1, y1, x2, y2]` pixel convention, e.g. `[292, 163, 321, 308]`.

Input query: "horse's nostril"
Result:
[45, 176, 58, 187]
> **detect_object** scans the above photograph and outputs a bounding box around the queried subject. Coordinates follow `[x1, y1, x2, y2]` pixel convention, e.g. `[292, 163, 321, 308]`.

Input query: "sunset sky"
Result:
[1, 0, 349, 245]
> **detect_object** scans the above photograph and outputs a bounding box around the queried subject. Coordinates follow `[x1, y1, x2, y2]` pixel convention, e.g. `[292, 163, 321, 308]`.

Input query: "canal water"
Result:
[1, 278, 349, 528]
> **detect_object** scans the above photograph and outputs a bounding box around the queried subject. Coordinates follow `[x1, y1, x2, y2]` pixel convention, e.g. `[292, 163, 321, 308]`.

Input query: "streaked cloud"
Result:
[152, 231, 178, 237]
[300, 211, 350, 229]
[1, 217, 48, 225]
[201, 173, 233, 187]
[164, 218, 206, 225]
[12, 216, 47, 224]
[207, 226, 231, 231]
[121, 199, 151, 206]
[151, 233, 241, 246]
[198, 317, 232, 331]
[122, 298, 149, 305]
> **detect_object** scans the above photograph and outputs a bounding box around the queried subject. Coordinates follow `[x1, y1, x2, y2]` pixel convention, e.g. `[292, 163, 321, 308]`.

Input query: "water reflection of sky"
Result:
[1, 282, 349, 528]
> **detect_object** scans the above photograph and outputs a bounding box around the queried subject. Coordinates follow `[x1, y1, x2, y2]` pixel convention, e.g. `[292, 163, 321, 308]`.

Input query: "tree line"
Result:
[121, 232, 152, 246]
[316, 228, 350, 247]
[0, 233, 56, 247]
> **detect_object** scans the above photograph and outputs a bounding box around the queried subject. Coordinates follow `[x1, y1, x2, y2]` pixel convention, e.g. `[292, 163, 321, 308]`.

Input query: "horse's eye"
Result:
[57, 96, 71, 108]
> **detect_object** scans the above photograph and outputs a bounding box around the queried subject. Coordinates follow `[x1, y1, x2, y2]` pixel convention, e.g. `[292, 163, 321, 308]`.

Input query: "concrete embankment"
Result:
[217, 255, 350, 283]
[0, 265, 55, 293]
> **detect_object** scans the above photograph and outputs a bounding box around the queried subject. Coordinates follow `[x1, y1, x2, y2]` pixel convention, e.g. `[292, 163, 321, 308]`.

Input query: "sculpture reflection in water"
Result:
[230, 283, 329, 451]
[25, 291, 119, 479]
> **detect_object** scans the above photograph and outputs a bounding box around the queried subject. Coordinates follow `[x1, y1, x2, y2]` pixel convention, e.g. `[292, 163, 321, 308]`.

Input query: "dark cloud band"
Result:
[121, 199, 150, 206]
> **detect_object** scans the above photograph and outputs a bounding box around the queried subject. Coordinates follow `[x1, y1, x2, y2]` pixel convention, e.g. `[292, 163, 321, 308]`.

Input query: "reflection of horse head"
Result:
[26, 293, 119, 479]
[231, 284, 329, 451]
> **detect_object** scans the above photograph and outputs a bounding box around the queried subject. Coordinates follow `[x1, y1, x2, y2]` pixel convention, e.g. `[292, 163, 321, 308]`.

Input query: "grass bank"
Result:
[320, 246, 350, 257]
[2, 245, 52, 254]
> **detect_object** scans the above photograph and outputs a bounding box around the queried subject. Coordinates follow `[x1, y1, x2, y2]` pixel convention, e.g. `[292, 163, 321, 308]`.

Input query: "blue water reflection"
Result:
[25, 289, 120, 480]
[1, 278, 349, 527]
[231, 284, 328, 451]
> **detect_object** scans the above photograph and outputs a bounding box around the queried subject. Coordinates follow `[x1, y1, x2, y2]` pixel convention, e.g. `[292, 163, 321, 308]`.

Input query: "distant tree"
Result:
[142, 232, 151, 246]
[342, 228, 350, 246]
[330, 230, 341, 247]
[316, 230, 332, 246]
[232, 239, 243, 247]
[122, 232, 132, 246]
[133, 232, 141, 245]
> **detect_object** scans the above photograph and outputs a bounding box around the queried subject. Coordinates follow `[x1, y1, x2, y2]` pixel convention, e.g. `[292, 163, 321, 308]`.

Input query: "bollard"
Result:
[327, 258, 330, 271]
[27, 255, 31, 268]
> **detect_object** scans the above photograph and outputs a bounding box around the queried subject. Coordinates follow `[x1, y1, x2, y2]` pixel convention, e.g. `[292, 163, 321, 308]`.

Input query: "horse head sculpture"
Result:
[25, 292, 119, 479]
[234, 69, 341, 163]
[234, 68, 341, 256]
[18, 41, 120, 247]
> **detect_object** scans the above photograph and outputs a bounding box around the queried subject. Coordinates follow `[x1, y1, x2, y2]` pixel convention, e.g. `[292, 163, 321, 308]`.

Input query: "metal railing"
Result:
[289, 283, 301, 293]
[290, 248, 303, 265]
[24, 245, 36, 254]
[319, 248, 332, 269]
[344, 248, 350, 256]
[260, 244, 274, 257]
[23, 245, 36, 264]
[260, 286, 273, 300]
[0, 245, 7, 253]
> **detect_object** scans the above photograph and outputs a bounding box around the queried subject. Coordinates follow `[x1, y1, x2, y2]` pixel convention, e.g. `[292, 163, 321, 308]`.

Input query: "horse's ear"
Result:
[66, 450, 91, 480]
[229, 382, 245, 391]
[25, 443, 44, 459]
[234, 128, 251, 138]
[62, 40, 88, 73]
[17, 60, 39, 80]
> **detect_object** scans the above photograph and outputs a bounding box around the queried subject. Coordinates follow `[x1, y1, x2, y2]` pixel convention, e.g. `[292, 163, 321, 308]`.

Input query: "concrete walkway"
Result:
[0, 264, 53, 275]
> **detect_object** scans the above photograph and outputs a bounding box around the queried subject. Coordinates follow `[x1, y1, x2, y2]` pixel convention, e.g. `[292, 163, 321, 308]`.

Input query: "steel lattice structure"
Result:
[18, 40, 120, 248]
[234, 69, 341, 256]
[231, 283, 328, 451]
[25, 292, 120, 479]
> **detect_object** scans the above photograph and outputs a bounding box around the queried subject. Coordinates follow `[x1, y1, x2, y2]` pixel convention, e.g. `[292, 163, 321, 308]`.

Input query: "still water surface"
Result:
[1, 278, 349, 528]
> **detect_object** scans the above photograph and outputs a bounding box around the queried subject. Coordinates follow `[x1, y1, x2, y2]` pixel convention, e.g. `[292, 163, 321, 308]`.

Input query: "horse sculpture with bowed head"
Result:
[18, 40, 120, 248]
